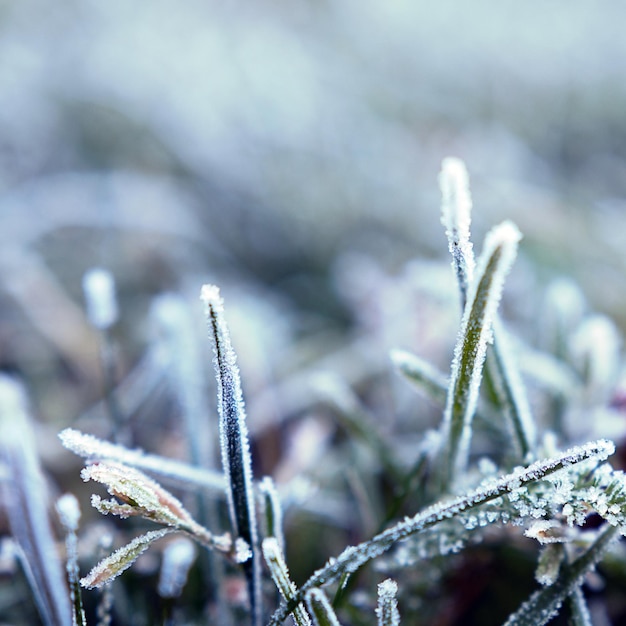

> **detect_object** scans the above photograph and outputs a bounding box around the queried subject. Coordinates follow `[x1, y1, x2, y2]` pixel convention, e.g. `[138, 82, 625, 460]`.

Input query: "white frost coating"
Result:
[440, 157, 475, 305]
[82, 267, 118, 330]
[535, 544, 564, 587]
[440, 221, 522, 489]
[58, 428, 225, 491]
[263, 538, 312, 626]
[157, 537, 197, 598]
[235, 538, 253, 563]
[81, 528, 174, 589]
[376, 578, 400, 626]
[305, 588, 341, 626]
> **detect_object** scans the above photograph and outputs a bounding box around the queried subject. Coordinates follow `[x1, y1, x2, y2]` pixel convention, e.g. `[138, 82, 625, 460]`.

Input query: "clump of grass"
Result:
[2, 159, 626, 625]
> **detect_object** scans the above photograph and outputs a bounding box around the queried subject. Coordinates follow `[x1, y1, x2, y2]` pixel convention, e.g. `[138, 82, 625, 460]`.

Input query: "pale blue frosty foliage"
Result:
[305, 588, 342, 626]
[0, 375, 72, 626]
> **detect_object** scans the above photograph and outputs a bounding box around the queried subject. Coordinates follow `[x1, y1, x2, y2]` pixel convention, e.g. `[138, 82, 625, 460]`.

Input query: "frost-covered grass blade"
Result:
[201, 284, 261, 626]
[305, 588, 342, 626]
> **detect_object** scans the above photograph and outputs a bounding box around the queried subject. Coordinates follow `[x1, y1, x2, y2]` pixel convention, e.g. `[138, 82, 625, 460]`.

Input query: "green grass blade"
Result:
[305, 588, 342, 626]
[438, 221, 522, 492]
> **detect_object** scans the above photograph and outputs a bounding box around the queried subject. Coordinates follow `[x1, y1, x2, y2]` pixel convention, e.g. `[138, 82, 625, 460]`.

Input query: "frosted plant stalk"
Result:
[260, 476, 285, 552]
[201, 284, 261, 626]
[0, 375, 72, 626]
[376, 579, 400, 626]
[268, 439, 614, 625]
[438, 221, 522, 491]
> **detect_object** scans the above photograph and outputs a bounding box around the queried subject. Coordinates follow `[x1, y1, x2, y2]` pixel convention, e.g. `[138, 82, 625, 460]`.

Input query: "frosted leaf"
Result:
[81, 461, 231, 553]
[157, 537, 197, 599]
[59, 428, 225, 492]
[305, 588, 342, 626]
[201, 283, 261, 625]
[263, 537, 311, 626]
[376, 579, 400, 626]
[81, 528, 174, 589]
[439, 156, 475, 307]
[82, 268, 118, 330]
[438, 221, 522, 490]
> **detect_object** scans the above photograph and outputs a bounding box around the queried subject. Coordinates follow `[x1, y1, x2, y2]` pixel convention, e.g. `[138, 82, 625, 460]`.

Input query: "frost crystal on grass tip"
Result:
[376, 578, 400, 626]
[82, 268, 118, 330]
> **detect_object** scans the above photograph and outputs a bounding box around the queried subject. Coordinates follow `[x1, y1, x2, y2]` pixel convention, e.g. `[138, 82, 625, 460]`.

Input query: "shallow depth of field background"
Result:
[1, 1, 626, 621]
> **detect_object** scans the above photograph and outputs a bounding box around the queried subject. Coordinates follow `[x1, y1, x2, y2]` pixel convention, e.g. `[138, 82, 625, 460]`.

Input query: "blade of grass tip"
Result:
[376, 579, 400, 626]
[305, 588, 342, 626]
[439, 157, 475, 309]
[0, 375, 72, 626]
[503, 523, 619, 626]
[437, 221, 522, 493]
[263, 538, 312, 626]
[268, 439, 614, 626]
[486, 318, 536, 462]
[201, 284, 261, 626]
[56, 494, 86, 626]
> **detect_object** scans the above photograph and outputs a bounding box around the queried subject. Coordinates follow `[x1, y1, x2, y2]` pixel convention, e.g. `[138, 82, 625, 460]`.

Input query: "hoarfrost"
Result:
[82, 267, 119, 330]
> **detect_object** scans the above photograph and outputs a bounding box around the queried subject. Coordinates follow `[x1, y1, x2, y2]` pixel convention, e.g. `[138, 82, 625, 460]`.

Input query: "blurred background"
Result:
[2, 0, 626, 426]
[2, 1, 626, 623]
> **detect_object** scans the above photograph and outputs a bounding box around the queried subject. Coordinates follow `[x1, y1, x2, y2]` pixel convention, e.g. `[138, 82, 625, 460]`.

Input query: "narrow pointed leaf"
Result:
[376, 578, 400, 626]
[201, 284, 261, 626]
